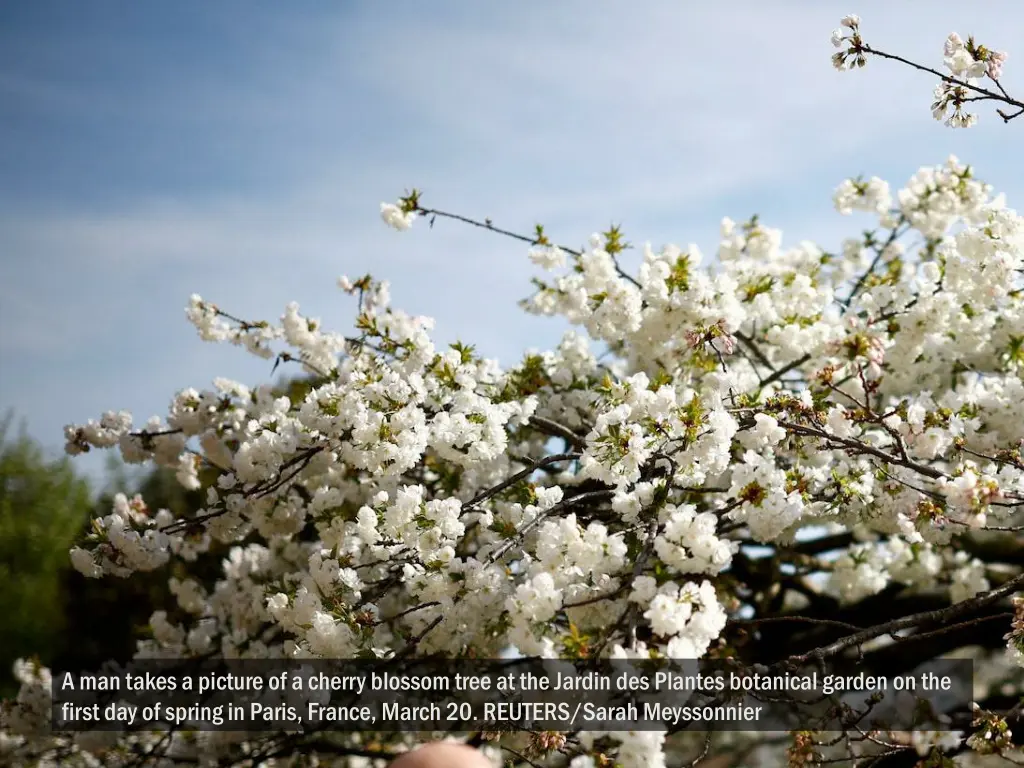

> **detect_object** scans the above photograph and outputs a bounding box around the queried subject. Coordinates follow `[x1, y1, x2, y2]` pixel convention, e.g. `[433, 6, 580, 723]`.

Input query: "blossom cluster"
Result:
[832, 14, 1013, 128]
[2, 155, 1024, 767]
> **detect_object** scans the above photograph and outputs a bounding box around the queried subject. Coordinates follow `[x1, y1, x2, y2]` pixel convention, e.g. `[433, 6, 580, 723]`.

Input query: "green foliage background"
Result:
[0, 414, 92, 696]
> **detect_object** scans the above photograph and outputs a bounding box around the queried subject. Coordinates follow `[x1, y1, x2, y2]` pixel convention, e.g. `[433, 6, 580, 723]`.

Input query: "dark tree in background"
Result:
[0, 414, 91, 696]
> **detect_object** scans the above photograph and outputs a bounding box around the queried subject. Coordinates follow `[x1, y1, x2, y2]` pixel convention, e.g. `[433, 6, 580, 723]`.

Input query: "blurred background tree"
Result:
[0, 412, 92, 696]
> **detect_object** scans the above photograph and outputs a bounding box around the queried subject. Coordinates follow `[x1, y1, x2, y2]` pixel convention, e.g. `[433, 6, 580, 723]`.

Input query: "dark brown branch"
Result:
[528, 415, 588, 450]
[485, 489, 615, 563]
[862, 44, 1024, 113]
[777, 420, 945, 480]
[464, 452, 580, 510]
[791, 571, 1024, 664]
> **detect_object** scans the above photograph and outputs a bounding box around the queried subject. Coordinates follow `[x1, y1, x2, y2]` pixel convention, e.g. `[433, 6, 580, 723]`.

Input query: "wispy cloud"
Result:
[1, 1, 1021, 481]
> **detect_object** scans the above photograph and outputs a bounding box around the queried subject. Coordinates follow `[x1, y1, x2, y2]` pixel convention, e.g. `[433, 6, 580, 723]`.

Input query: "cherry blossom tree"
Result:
[3, 14, 1024, 768]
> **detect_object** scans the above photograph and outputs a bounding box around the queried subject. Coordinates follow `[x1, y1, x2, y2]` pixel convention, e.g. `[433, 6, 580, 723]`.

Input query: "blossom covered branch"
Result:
[832, 14, 1022, 127]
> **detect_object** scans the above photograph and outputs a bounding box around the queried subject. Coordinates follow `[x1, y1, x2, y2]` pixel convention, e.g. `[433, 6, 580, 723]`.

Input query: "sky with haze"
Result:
[1, 1, 1023, 484]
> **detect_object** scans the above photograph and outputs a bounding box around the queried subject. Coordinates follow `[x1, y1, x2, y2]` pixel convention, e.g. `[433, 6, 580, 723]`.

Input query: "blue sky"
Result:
[1, 1, 1022, 484]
